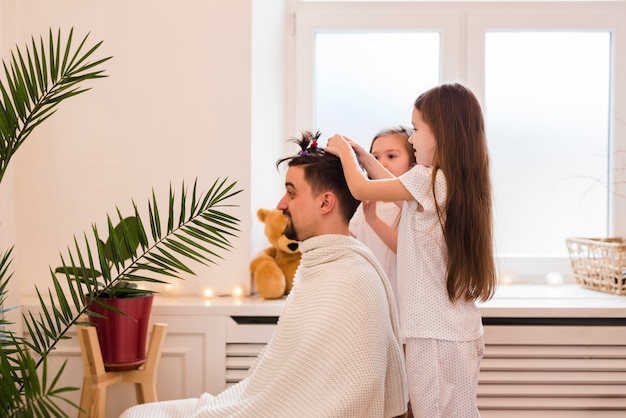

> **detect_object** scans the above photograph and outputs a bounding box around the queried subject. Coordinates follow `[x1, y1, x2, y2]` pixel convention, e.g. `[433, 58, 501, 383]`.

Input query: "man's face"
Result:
[276, 165, 319, 242]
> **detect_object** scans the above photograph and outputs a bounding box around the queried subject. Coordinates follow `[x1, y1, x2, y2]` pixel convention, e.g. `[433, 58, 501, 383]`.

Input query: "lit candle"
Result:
[163, 283, 174, 295]
[546, 272, 564, 286]
[499, 273, 513, 285]
[203, 288, 215, 299]
[231, 285, 244, 298]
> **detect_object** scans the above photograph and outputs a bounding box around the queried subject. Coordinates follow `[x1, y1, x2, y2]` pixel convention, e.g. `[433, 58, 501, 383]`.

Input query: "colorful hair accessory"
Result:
[290, 130, 322, 158]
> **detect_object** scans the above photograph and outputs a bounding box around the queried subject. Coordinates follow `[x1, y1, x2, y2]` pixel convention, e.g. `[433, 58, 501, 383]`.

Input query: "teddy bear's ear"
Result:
[257, 208, 270, 222]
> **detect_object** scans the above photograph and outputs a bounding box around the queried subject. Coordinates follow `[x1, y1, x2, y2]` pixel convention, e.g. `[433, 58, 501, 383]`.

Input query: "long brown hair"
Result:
[414, 83, 496, 303]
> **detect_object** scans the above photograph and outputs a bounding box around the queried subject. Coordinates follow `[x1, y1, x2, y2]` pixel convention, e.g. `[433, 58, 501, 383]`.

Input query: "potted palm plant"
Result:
[54, 215, 157, 371]
[0, 28, 242, 417]
[55, 179, 242, 371]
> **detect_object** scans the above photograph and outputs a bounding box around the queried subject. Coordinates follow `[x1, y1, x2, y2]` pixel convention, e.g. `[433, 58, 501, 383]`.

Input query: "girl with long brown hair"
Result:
[326, 82, 496, 417]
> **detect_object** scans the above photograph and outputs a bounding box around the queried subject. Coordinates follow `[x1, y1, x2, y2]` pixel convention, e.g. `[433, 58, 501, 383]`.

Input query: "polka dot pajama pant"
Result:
[405, 337, 484, 417]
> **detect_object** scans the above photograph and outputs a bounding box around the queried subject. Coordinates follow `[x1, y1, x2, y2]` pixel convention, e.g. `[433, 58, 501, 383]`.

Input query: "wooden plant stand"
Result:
[77, 323, 167, 418]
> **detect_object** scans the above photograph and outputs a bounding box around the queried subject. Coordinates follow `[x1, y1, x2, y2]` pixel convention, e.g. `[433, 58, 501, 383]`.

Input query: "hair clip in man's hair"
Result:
[293, 131, 322, 157]
[276, 130, 325, 169]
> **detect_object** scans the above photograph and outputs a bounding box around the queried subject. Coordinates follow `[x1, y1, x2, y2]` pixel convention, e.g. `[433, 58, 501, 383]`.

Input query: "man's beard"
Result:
[283, 212, 298, 241]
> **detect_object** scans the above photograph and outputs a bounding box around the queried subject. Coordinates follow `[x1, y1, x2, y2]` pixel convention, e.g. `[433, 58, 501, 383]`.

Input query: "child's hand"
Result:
[325, 134, 353, 158]
[362, 200, 379, 224]
[348, 140, 368, 160]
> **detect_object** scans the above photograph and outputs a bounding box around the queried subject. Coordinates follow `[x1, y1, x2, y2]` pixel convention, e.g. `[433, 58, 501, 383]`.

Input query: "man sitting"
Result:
[120, 131, 408, 418]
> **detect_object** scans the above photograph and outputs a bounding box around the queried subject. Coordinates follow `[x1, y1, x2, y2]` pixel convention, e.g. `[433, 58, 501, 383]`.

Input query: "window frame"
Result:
[289, 0, 626, 283]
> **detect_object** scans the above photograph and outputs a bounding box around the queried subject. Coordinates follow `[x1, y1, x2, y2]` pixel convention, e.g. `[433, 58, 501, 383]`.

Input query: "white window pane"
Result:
[485, 32, 611, 256]
[315, 32, 440, 148]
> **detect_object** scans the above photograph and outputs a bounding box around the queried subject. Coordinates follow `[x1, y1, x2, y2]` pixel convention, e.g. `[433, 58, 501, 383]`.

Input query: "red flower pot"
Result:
[86, 294, 154, 371]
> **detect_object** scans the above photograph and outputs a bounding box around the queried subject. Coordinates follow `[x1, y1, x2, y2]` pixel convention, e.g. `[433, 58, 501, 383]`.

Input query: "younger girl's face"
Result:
[409, 108, 436, 167]
[371, 133, 412, 177]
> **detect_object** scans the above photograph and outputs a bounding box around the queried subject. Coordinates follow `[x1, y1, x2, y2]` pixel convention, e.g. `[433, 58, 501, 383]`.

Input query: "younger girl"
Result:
[326, 83, 496, 417]
[349, 126, 416, 308]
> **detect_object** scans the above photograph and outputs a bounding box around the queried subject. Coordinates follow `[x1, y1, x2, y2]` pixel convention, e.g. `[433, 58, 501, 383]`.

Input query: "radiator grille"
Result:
[225, 316, 277, 387]
[478, 325, 626, 416]
[225, 342, 267, 386]
[223, 319, 626, 414]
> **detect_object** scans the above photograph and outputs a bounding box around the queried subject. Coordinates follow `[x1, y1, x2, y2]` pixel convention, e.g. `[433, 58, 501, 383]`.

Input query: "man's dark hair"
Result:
[276, 131, 360, 222]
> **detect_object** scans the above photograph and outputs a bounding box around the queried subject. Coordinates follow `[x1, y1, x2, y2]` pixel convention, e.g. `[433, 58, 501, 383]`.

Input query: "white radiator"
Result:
[221, 316, 626, 416]
[224, 316, 278, 387]
[479, 323, 626, 417]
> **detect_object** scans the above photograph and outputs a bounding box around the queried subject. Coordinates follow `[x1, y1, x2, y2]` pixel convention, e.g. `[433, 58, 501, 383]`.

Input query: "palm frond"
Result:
[0, 28, 112, 184]
[0, 246, 15, 321]
[0, 247, 78, 418]
[22, 178, 241, 366]
[0, 27, 109, 417]
[0, 339, 79, 418]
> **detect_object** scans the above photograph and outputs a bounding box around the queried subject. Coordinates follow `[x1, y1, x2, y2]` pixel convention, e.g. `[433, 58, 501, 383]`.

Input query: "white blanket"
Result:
[120, 234, 407, 418]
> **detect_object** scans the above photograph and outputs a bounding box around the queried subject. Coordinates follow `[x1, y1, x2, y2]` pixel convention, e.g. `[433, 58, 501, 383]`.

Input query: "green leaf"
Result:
[103, 215, 141, 264]
[0, 27, 111, 184]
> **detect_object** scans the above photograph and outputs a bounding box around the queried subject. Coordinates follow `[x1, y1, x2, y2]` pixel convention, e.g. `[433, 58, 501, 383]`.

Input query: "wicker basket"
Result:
[565, 237, 626, 296]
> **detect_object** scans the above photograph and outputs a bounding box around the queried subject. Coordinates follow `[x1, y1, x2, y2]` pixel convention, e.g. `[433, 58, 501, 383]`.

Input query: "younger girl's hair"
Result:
[370, 126, 417, 168]
[414, 83, 496, 303]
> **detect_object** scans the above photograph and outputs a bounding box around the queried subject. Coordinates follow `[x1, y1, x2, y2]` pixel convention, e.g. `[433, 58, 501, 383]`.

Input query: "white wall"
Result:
[0, 0, 265, 299]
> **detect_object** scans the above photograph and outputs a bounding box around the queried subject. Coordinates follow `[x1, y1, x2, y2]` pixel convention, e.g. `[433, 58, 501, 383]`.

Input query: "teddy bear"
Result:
[249, 208, 301, 299]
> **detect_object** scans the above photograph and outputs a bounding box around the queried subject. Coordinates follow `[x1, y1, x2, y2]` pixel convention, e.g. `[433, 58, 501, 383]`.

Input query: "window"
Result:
[485, 31, 611, 256]
[315, 32, 440, 142]
[291, 1, 626, 283]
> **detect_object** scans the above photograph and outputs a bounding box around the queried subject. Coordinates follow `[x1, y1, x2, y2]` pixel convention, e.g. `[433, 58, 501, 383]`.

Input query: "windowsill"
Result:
[153, 284, 626, 318]
[477, 284, 626, 318]
[20, 284, 626, 319]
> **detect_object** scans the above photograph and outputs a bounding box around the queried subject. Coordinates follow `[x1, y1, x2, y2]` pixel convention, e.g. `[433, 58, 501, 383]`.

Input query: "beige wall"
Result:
[0, 0, 271, 299]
